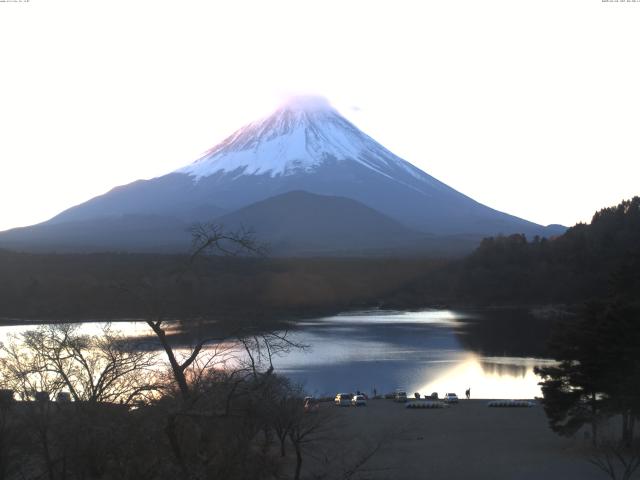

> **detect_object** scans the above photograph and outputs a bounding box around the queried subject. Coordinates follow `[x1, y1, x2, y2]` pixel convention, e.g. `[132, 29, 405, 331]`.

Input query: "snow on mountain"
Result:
[177, 95, 435, 188]
[0, 94, 565, 255]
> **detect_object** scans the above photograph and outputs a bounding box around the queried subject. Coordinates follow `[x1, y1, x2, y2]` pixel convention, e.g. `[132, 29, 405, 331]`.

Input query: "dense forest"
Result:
[392, 196, 640, 307]
[0, 197, 638, 324]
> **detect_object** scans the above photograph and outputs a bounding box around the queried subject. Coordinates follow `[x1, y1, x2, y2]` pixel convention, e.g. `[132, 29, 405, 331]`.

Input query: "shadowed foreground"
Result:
[298, 399, 603, 480]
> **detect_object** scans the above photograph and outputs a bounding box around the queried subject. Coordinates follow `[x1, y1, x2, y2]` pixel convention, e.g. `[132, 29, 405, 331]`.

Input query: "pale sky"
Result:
[1, 0, 639, 232]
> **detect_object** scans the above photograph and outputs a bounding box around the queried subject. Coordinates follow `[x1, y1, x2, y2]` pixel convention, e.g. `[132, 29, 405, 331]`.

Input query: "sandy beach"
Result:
[298, 399, 606, 480]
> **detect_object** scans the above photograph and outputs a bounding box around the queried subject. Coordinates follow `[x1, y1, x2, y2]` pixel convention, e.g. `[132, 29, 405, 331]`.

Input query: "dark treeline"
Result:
[507, 197, 640, 461]
[1, 197, 639, 323]
[392, 196, 640, 307]
[463, 196, 640, 303]
[0, 251, 441, 323]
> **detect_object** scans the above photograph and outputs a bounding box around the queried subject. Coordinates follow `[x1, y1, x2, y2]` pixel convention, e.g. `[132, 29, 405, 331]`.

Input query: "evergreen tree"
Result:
[536, 302, 640, 445]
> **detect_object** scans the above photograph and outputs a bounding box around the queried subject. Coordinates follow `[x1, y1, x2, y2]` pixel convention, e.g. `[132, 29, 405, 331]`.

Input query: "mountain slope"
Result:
[49, 96, 558, 236]
[213, 190, 427, 255]
[0, 96, 564, 254]
[0, 214, 192, 253]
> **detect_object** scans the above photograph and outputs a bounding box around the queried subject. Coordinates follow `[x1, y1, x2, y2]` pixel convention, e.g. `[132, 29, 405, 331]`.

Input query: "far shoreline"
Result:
[0, 302, 577, 328]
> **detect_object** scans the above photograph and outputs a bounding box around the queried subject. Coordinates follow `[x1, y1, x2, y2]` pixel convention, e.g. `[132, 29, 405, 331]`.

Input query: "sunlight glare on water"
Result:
[417, 354, 553, 400]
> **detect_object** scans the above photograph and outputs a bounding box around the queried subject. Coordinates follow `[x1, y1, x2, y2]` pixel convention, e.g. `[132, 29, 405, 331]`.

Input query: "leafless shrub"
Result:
[588, 439, 640, 480]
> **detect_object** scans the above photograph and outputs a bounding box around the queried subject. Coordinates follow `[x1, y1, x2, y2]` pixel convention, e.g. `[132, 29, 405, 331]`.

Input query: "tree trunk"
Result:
[623, 411, 630, 447]
[591, 421, 598, 447]
[224, 381, 240, 416]
[165, 413, 189, 478]
[622, 410, 637, 448]
[294, 443, 302, 480]
[43, 446, 56, 480]
[591, 393, 598, 446]
[260, 428, 272, 456]
[147, 321, 191, 400]
[38, 421, 56, 480]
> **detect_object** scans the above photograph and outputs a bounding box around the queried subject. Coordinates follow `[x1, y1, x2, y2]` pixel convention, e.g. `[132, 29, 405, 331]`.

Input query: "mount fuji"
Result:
[0, 96, 564, 255]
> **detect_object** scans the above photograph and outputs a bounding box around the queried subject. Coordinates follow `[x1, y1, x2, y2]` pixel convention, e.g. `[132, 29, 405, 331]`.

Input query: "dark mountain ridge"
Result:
[213, 190, 428, 255]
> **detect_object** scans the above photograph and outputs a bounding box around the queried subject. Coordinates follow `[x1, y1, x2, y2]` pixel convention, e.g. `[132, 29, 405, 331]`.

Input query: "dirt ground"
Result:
[296, 399, 607, 480]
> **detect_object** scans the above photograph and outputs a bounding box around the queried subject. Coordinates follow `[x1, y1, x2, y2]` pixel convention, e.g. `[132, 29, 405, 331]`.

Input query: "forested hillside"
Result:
[390, 197, 640, 306]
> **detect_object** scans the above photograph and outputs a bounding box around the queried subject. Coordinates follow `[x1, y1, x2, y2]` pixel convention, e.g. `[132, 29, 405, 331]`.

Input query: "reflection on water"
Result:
[0, 309, 554, 399]
[274, 310, 554, 399]
[418, 355, 555, 400]
[481, 359, 529, 378]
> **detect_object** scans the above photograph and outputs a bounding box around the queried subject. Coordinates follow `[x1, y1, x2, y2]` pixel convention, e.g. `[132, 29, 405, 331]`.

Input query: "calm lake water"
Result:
[0, 309, 556, 399]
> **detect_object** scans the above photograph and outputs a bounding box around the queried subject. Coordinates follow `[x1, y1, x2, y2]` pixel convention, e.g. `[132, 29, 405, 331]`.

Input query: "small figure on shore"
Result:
[373, 387, 377, 398]
[465, 388, 471, 400]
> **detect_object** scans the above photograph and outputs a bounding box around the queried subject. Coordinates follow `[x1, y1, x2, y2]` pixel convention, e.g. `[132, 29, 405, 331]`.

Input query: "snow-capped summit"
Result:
[177, 95, 427, 183]
[277, 94, 334, 112]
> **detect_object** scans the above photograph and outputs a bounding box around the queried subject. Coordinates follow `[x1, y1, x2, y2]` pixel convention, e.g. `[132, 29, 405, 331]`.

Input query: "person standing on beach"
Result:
[465, 388, 471, 399]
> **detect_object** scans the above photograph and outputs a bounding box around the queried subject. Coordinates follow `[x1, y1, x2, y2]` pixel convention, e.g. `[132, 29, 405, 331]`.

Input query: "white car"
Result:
[351, 394, 367, 406]
[443, 393, 459, 403]
[334, 393, 353, 406]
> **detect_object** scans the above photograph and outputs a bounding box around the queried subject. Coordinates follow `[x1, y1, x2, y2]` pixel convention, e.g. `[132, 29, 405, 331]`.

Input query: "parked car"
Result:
[334, 393, 353, 406]
[429, 392, 439, 400]
[352, 394, 367, 406]
[304, 396, 319, 413]
[394, 391, 408, 403]
[443, 393, 459, 403]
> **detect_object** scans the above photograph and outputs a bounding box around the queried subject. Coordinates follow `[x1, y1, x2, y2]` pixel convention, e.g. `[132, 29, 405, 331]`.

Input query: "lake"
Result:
[0, 309, 556, 399]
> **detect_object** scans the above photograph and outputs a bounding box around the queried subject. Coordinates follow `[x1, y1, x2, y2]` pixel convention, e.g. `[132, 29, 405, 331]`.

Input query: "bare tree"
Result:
[0, 323, 161, 405]
[237, 330, 305, 378]
[189, 223, 268, 260]
[144, 319, 231, 402]
[129, 224, 319, 479]
[288, 405, 333, 480]
[0, 335, 64, 401]
[0, 396, 25, 480]
[588, 439, 640, 480]
[141, 223, 267, 402]
[273, 395, 298, 458]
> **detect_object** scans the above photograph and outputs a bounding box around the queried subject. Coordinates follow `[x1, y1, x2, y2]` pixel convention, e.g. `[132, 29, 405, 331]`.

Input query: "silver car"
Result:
[351, 394, 367, 406]
[334, 393, 353, 406]
[443, 393, 459, 403]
